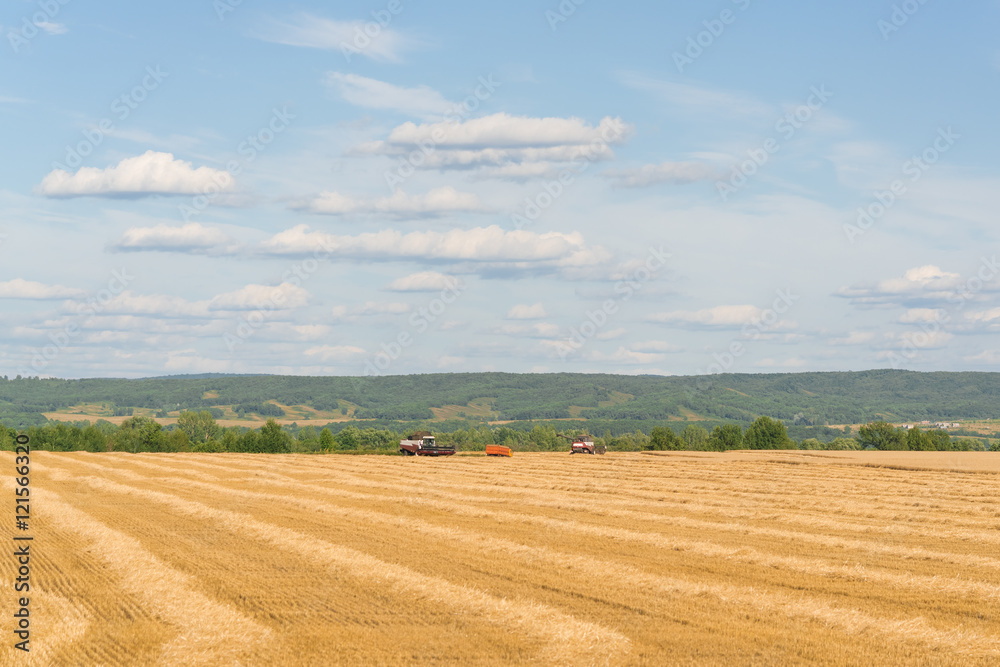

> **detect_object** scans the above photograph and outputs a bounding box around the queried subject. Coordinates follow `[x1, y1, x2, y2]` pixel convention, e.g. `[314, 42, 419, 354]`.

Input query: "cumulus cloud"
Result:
[829, 331, 876, 346]
[258, 225, 609, 274]
[603, 161, 720, 188]
[899, 308, 947, 324]
[385, 271, 461, 292]
[836, 265, 996, 307]
[0, 278, 85, 300]
[649, 305, 793, 329]
[254, 13, 411, 62]
[506, 303, 547, 320]
[61, 284, 308, 319]
[356, 113, 630, 176]
[586, 347, 667, 365]
[293, 187, 486, 217]
[38, 151, 233, 198]
[325, 72, 450, 119]
[110, 223, 238, 254]
[965, 350, 1000, 364]
[209, 283, 309, 311]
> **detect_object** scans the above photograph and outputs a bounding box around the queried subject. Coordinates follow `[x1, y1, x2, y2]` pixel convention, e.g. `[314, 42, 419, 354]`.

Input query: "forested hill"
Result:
[1, 369, 999, 428]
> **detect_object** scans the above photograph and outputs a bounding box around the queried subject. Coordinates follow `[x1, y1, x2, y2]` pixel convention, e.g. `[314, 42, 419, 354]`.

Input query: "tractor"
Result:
[559, 433, 607, 455]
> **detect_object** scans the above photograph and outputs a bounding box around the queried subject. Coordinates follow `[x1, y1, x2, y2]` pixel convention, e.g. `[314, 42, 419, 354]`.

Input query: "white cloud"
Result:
[385, 271, 462, 292]
[294, 187, 486, 217]
[649, 305, 794, 329]
[836, 265, 986, 307]
[357, 113, 630, 175]
[587, 347, 666, 365]
[829, 331, 875, 346]
[899, 308, 946, 324]
[325, 72, 450, 119]
[0, 279, 85, 300]
[506, 303, 547, 320]
[38, 151, 233, 198]
[209, 283, 309, 311]
[259, 225, 610, 273]
[632, 340, 683, 353]
[603, 161, 719, 188]
[254, 13, 410, 62]
[37, 22, 68, 35]
[965, 307, 1000, 325]
[304, 345, 368, 362]
[965, 350, 1000, 365]
[596, 327, 626, 341]
[110, 223, 238, 254]
[355, 301, 411, 316]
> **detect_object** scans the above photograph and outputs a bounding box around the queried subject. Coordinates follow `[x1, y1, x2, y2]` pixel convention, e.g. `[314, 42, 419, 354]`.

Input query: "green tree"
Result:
[826, 437, 861, 450]
[336, 426, 361, 450]
[707, 424, 742, 451]
[905, 426, 934, 451]
[115, 416, 166, 453]
[858, 421, 905, 450]
[260, 419, 291, 453]
[744, 416, 793, 450]
[680, 424, 709, 450]
[648, 426, 681, 451]
[166, 429, 191, 452]
[926, 429, 952, 451]
[319, 428, 335, 452]
[177, 410, 220, 445]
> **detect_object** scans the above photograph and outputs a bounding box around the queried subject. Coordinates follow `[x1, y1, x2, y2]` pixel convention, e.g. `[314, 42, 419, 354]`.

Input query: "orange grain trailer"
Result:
[485, 444, 513, 457]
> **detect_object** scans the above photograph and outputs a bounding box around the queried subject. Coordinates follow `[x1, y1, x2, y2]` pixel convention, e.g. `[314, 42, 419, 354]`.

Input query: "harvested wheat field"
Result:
[3, 451, 1000, 666]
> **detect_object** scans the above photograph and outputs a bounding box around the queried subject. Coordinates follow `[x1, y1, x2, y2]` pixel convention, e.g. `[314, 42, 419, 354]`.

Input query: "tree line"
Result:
[0, 413, 989, 454]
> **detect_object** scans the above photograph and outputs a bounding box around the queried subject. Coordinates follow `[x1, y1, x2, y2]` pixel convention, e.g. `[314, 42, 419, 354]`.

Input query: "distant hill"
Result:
[2, 370, 1000, 432]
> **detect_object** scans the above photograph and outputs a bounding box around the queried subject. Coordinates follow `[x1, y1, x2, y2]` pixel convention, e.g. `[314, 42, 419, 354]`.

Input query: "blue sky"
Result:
[2, 0, 999, 379]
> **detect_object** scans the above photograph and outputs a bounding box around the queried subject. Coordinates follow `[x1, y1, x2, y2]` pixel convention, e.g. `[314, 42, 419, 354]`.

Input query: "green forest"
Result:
[3, 369, 1000, 426]
[0, 414, 987, 454]
[0, 368, 997, 453]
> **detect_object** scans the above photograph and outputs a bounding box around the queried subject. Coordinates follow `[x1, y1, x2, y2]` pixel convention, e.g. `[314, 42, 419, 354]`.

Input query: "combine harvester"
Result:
[561, 433, 607, 455]
[485, 444, 513, 457]
[399, 431, 455, 457]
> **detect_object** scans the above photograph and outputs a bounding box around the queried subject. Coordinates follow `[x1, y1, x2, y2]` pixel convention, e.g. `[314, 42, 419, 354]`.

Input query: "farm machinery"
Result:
[399, 431, 455, 456]
[560, 433, 607, 455]
[485, 444, 513, 457]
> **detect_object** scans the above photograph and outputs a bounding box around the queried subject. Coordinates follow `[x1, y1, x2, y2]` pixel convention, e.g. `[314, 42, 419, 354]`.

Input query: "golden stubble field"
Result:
[2, 450, 1000, 666]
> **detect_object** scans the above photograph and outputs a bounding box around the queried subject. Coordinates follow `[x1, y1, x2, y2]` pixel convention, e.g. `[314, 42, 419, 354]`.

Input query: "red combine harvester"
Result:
[485, 444, 513, 457]
[562, 434, 607, 455]
[399, 431, 455, 456]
